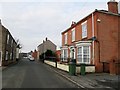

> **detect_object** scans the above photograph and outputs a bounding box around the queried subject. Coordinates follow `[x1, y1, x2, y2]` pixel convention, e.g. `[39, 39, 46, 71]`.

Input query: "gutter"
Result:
[92, 13, 95, 64]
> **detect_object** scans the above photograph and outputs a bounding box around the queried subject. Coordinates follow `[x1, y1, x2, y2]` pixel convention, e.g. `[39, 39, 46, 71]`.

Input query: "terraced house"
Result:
[61, 0, 120, 75]
[0, 20, 17, 66]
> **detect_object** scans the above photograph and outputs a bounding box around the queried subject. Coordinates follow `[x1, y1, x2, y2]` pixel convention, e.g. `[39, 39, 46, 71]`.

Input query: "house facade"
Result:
[0, 20, 17, 66]
[61, 1, 120, 75]
[37, 38, 56, 59]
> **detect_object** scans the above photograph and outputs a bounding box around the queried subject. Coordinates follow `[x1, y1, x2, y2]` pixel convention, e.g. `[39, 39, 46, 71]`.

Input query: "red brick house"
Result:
[61, 0, 120, 75]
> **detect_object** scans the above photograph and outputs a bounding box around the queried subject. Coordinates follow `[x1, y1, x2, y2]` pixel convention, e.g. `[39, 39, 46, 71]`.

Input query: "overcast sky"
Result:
[0, 0, 119, 52]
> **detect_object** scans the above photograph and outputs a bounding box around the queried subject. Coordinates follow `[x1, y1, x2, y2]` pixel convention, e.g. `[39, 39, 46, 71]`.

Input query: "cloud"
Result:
[1, 0, 118, 2]
[1, 1, 110, 52]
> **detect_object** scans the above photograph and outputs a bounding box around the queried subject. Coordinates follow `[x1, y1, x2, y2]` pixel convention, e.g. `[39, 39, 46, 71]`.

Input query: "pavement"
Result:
[44, 62, 120, 90]
[0, 66, 6, 71]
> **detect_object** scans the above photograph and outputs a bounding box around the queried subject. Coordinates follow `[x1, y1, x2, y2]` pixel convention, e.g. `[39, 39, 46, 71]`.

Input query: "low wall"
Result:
[76, 66, 95, 73]
[44, 60, 55, 67]
[57, 63, 69, 72]
[45, 60, 95, 73]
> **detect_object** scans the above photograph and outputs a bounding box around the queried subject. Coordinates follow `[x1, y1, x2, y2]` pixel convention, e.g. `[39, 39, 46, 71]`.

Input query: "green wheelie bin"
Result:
[80, 63, 86, 75]
[69, 59, 76, 75]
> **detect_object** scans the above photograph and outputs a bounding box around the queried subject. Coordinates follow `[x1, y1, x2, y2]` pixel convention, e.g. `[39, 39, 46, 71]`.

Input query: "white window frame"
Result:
[61, 48, 68, 61]
[7, 34, 9, 44]
[81, 21, 87, 39]
[77, 45, 90, 64]
[10, 53, 12, 60]
[5, 51, 8, 60]
[16, 48, 19, 59]
[11, 39, 13, 47]
[72, 28, 75, 42]
[64, 33, 67, 44]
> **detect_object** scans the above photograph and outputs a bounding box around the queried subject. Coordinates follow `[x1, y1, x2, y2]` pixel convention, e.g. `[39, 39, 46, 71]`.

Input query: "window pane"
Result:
[78, 55, 82, 62]
[7, 34, 9, 44]
[77, 47, 82, 63]
[64, 49, 68, 60]
[6, 51, 8, 60]
[83, 46, 90, 63]
[65, 33, 67, 44]
[72, 29, 75, 42]
[82, 21, 87, 38]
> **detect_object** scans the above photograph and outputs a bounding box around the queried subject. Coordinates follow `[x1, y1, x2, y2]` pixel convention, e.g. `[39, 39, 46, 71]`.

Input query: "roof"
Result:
[2, 25, 17, 44]
[61, 9, 120, 34]
[37, 39, 56, 47]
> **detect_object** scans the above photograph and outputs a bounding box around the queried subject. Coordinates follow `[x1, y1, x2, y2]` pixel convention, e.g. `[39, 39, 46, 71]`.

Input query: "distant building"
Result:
[37, 38, 56, 60]
[32, 49, 38, 60]
[0, 20, 17, 66]
[61, 0, 120, 75]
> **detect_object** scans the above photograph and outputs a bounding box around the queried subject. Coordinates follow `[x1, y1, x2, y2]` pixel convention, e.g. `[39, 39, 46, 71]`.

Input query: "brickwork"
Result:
[61, 1, 120, 74]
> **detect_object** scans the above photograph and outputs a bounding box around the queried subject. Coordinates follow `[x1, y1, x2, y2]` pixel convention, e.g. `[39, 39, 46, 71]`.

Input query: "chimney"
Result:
[46, 37, 48, 41]
[0, 19, 1, 25]
[107, 0, 118, 14]
[71, 21, 76, 27]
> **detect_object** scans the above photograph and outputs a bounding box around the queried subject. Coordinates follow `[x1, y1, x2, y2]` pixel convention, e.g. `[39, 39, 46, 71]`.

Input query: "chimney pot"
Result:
[71, 21, 76, 27]
[46, 37, 48, 41]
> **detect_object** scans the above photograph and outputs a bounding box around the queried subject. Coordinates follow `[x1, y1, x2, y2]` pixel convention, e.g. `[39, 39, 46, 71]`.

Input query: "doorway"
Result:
[70, 47, 75, 59]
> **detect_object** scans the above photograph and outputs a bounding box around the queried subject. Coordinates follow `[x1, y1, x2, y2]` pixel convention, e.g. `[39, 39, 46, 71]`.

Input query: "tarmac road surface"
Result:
[2, 59, 79, 88]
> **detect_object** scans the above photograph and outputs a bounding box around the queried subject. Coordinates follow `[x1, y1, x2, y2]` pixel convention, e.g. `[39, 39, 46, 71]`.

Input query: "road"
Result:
[2, 58, 79, 88]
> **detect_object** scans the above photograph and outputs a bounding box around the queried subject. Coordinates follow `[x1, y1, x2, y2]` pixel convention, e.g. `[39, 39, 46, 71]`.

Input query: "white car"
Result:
[28, 55, 35, 61]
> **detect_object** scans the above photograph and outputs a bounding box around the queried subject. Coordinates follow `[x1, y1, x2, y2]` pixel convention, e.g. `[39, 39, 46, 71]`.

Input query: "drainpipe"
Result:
[92, 13, 95, 64]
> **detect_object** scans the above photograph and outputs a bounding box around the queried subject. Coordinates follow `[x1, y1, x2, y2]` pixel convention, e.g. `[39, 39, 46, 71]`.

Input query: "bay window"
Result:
[77, 46, 90, 64]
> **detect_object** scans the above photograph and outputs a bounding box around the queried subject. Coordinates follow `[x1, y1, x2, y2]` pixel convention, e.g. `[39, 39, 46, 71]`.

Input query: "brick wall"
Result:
[96, 12, 119, 74]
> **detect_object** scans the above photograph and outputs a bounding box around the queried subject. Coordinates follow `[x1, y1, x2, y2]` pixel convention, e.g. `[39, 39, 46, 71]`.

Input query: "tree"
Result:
[40, 50, 57, 61]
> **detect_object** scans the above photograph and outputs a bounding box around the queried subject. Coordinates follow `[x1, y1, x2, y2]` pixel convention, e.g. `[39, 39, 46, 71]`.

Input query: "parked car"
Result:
[28, 55, 35, 61]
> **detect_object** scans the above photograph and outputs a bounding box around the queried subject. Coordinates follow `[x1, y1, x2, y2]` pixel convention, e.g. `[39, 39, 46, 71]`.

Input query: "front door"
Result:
[70, 48, 75, 59]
